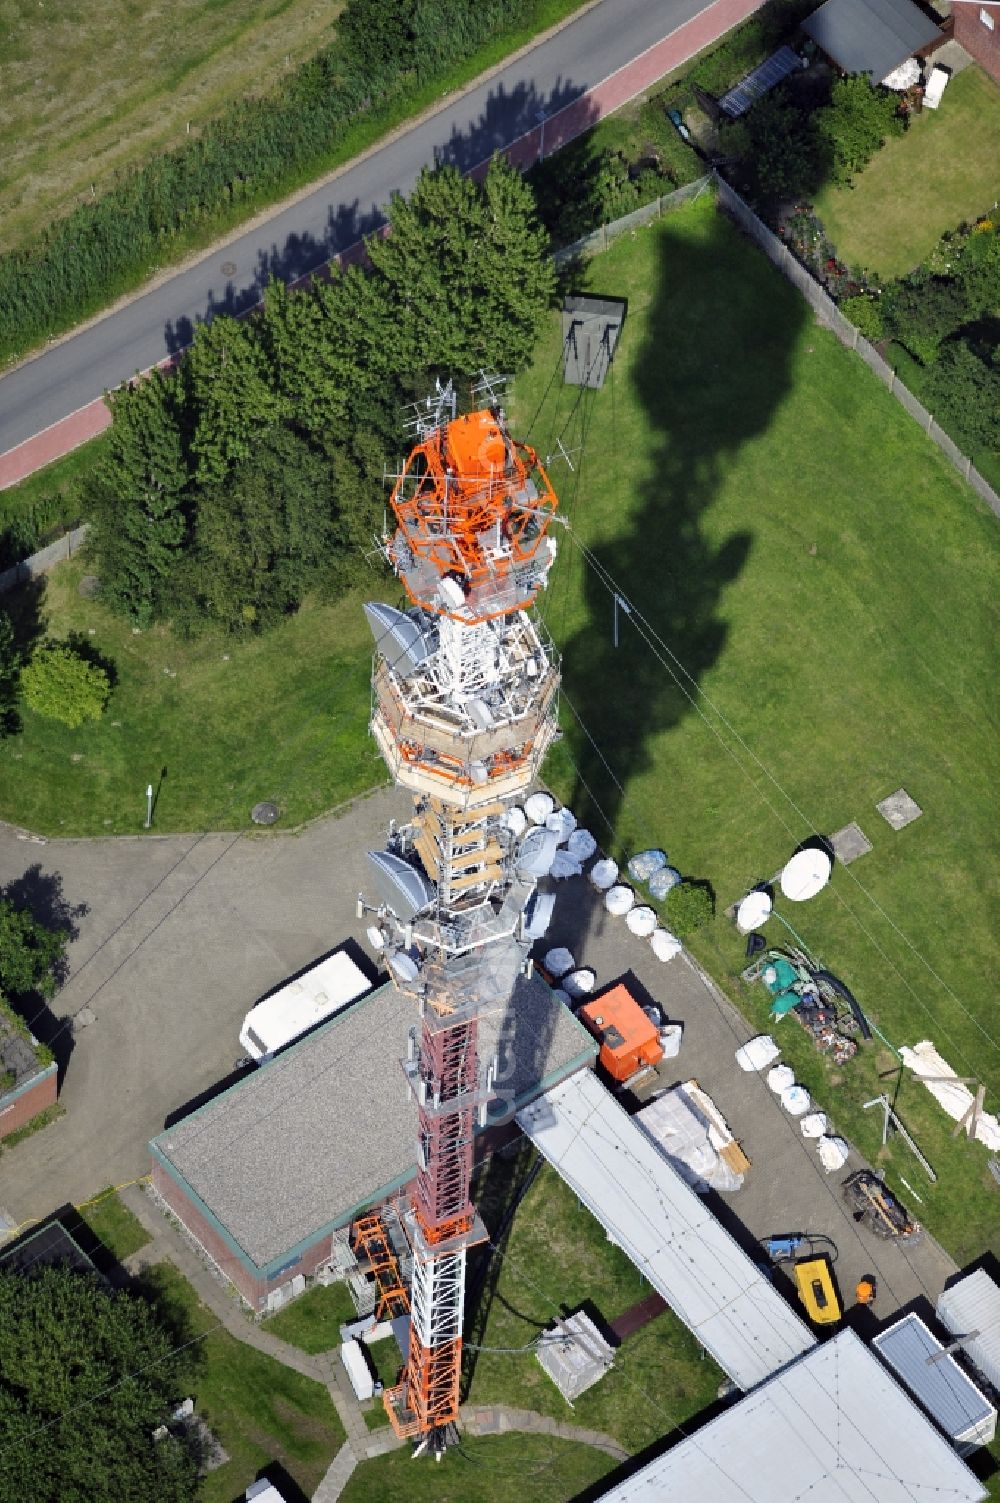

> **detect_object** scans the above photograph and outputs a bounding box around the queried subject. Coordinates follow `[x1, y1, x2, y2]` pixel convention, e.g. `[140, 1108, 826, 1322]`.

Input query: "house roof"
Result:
[803, 0, 942, 79]
[0, 1218, 98, 1277]
[152, 974, 595, 1273]
[595, 1330, 987, 1502]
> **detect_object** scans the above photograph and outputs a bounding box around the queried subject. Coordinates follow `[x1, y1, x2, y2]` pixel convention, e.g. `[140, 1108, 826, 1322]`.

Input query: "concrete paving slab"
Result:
[831, 821, 872, 865]
[877, 787, 923, 830]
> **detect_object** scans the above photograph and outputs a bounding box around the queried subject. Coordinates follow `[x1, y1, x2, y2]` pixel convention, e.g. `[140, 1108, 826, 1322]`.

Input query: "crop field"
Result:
[0, 0, 346, 253]
[512, 194, 999, 1264]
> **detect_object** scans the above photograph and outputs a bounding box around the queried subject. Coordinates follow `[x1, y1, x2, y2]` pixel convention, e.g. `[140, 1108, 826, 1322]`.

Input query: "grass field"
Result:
[0, 0, 344, 254]
[466, 1159, 721, 1453]
[76, 1187, 151, 1262]
[0, 557, 385, 834]
[510, 194, 999, 1264]
[140, 1262, 345, 1503]
[341, 1433, 615, 1502]
[265, 1279, 357, 1353]
[812, 65, 1000, 278]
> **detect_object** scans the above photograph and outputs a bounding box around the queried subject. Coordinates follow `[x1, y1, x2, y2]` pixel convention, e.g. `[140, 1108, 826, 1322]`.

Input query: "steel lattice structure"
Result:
[359, 382, 562, 1454]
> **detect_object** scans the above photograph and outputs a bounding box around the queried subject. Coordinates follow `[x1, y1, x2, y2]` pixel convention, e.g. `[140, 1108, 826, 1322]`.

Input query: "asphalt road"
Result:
[0, 0, 716, 456]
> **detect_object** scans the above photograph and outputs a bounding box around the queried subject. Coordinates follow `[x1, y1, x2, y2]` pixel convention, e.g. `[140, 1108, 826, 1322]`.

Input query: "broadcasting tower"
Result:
[359, 380, 562, 1455]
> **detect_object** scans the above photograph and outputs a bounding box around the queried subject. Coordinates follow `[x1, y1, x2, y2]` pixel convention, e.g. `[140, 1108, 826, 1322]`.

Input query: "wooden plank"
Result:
[449, 864, 502, 891]
[721, 1141, 751, 1174]
[449, 840, 502, 871]
[413, 830, 440, 879]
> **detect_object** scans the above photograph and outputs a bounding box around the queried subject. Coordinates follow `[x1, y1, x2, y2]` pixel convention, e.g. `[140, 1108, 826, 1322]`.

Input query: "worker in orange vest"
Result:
[855, 1276, 877, 1307]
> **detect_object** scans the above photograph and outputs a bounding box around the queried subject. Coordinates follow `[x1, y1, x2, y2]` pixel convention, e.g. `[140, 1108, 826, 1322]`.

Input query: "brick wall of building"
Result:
[954, 5, 1000, 81]
[0, 1064, 57, 1140]
[152, 1159, 338, 1312]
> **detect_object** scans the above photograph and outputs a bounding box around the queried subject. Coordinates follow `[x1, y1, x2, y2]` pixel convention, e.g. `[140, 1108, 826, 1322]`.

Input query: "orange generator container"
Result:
[578, 984, 664, 1084]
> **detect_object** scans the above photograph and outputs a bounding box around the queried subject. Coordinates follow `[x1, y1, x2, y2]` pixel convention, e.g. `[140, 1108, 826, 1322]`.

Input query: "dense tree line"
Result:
[85, 158, 554, 632]
[0, 1265, 200, 1503]
[0, 0, 540, 362]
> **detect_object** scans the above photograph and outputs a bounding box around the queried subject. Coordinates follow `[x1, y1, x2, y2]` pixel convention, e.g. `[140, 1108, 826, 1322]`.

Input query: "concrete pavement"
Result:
[0, 0, 769, 484]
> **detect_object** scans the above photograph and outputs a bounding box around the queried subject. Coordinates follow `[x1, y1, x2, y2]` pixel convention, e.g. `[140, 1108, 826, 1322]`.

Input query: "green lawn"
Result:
[76, 1188, 151, 1262]
[511, 193, 999, 1265]
[0, 556, 385, 834]
[264, 1279, 357, 1354]
[812, 66, 1000, 277]
[465, 1160, 721, 1453]
[140, 1263, 345, 1503]
[341, 1433, 615, 1503]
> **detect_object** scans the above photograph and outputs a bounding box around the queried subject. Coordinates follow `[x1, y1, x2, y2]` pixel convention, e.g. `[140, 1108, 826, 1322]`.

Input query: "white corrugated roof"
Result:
[596, 1330, 988, 1503]
[938, 1269, 1000, 1391]
[516, 1069, 816, 1390]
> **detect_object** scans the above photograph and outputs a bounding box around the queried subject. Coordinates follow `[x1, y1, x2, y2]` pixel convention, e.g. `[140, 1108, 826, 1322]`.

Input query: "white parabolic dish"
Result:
[736, 890, 772, 933]
[780, 848, 832, 902]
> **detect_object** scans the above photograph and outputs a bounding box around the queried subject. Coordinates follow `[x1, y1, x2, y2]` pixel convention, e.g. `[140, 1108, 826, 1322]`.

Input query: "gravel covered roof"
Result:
[152, 975, 594, 1270]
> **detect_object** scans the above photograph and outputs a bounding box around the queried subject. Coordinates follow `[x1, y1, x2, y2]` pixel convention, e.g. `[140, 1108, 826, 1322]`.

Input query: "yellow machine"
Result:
[793, 1255, 842, 1325]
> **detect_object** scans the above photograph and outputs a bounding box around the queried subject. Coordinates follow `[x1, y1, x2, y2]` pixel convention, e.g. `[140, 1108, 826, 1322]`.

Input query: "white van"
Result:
[239, 948, 374, 1062]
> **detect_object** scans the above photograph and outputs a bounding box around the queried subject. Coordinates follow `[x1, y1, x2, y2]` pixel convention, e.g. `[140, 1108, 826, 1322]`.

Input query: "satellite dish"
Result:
[516, 826, 560, 878]
[736, 889, 773, 933]
[366, 850, 436, 919]
[363, 602, 434, 677]
[387, 951, 419, 983]
[780, 848, 832, 902]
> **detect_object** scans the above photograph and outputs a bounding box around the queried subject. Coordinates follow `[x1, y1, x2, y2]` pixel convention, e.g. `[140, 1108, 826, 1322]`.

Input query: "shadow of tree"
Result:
[161, 75, 596, 352]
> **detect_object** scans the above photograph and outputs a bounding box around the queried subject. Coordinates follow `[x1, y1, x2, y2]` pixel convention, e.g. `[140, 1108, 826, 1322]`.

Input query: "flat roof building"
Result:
[151, 975, 595, 1311]
[595, 1329, 987, 1502]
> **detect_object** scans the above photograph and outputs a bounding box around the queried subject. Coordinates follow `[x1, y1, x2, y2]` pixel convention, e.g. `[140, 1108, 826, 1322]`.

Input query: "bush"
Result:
[21, 642, 111, 728]
[923, 339, 1000, 451]
[664, 880, 714, 937]
[841, 294, 883, 342]
[816, 75, 904, 187]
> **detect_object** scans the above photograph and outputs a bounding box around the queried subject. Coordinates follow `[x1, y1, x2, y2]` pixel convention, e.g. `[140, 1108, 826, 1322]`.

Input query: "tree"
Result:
[746, 96, 825, 202]
[0, 1265, 200, 1503]
[664, 880, 714, 938]
[174, 427, 338, 633]
[86, 370, 190, 624]
[184, 315, 289, 487]
[816, 75, 904, 187]
[0, 898, 66, 999]
[924, 338, 1000, 450]
[20, 642, 111, 729]
[367, 157, 553, 377]
[262, 268, 392, 447]
[472, 156, 556, 372]
[0, 610, 18, 736]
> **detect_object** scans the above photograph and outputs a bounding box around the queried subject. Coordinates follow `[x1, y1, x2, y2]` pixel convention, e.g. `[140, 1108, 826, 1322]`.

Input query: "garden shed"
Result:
[802, 0, 943, 80]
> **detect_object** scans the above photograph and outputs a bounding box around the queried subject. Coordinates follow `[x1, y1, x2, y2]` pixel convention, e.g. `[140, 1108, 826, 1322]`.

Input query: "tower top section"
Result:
[386, 401, 558, 623]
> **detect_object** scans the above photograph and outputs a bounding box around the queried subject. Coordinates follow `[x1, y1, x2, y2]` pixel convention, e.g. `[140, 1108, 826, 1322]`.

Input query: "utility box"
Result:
[339, 1337, 375, 1401]
[873, 1313, 997, 1453]
[536, 1310, 614, 1401]
[579, 984, 663, 1085]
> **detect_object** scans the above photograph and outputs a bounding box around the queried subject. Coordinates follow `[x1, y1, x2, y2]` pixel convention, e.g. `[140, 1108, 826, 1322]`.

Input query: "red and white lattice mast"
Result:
[359, 379, 562, 1455]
